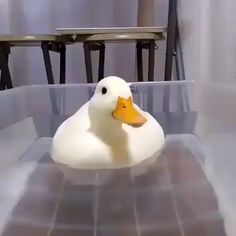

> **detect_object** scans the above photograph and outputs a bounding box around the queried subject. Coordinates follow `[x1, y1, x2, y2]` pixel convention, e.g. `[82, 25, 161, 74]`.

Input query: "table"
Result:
[57, 27, 166, 83]
[0, 34, 73, 90]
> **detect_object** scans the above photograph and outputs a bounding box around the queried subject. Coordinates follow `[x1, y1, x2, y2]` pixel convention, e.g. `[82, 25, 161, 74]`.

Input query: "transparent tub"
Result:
[0, 81, 235, 236]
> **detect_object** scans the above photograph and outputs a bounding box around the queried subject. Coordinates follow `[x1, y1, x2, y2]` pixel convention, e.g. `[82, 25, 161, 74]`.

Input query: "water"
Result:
[0, 120, 226, 236]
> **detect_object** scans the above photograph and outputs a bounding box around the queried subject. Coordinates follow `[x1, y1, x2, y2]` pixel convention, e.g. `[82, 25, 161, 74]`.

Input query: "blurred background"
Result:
[0, 0, 235, 85]
[0, 0, 167, 85]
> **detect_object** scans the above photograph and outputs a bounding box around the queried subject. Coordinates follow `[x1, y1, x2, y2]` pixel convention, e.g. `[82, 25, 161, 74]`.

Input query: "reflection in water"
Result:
[55, 144, 162, 186]
[56, 158, 158, 187]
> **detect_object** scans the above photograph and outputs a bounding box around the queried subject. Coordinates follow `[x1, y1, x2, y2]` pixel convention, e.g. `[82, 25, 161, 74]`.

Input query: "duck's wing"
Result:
[123, 103, 165, 164]
[53, 102, 90, 140]
[70, 102, 91, 131]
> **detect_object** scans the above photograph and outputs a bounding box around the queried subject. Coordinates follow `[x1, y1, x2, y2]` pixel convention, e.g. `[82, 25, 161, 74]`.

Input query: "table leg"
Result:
[136, 42, 143, 82]
[174, 17, 185, 81]
[60, 44, 66, 84]
[41, 42, 54, 84]
[148, 39, 155, 82]
[164, 0, 177, 81]
[0, 45, 13, 90]
[0, 73, 4, 90]
[98, 43, 105, 81]
[83, 42, 93, 83]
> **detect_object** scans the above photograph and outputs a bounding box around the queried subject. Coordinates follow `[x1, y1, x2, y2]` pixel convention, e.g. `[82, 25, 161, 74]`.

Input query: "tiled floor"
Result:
[133, 154, 171, 190]
[135, 189, 177, 226]
[2, 221, 49, 236]
[139, 225, 182, 236]
[181, 218, 226, 236]
[50, 228, 93, 236]
[55, 183, 95, 226]
[2, 137, 226, 236]
[97, 227, 138, 236]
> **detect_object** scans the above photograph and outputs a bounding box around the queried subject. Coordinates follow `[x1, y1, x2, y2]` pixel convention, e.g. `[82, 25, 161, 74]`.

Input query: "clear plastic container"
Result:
[0, 81, 235, 236]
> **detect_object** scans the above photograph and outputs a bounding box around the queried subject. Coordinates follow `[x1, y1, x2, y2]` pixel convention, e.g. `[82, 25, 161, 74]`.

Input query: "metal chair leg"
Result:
[83, 42, 93, 83]
[2, 66, 13, 89]
[0, 45, 13, 90]
[98, 43, 105, 81]
[60, 44, 66, 84]
[4, 48, 13, 89]
[148, 39, 155, 82]
[41, 42, 54, 84]
[174, 17, 185, 81]
[0, 73, 4, 90]
[136, 42, 143, 82]
[164, 0, 177, 81]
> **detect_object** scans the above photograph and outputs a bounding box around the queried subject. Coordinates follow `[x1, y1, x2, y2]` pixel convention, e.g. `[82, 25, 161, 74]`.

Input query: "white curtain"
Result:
[0, 0, 168, 86]
[178, 0, 236, 82]
[179, 1, 236, 235]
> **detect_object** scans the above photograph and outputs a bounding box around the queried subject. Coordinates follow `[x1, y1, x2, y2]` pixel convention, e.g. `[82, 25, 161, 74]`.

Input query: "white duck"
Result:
[52, 76, 165, 169]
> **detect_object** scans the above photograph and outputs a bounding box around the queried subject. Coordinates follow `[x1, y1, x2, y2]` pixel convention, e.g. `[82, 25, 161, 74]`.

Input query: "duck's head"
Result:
[89, 76, 147, 128]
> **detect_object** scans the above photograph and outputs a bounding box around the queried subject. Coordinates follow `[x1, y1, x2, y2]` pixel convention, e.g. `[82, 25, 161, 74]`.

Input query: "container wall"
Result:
[1, 82, 236, 235]
[0, 82, 195, 130]
[192, 82, 236, 236]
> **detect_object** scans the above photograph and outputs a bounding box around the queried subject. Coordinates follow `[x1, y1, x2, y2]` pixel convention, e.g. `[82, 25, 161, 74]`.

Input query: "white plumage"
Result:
[52, 76, 165, 169]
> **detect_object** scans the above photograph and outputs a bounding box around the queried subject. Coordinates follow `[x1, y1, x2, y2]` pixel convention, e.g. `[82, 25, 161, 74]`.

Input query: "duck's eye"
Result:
[101, 87, 107, 95]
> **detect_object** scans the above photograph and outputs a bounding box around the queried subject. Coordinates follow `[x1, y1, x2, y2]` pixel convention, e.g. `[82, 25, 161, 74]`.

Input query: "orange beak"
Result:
[112, 96, 147, 127]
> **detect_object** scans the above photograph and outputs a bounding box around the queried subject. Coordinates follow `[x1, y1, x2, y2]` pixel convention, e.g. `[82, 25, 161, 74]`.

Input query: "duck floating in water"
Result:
[52, 76, 165, 169]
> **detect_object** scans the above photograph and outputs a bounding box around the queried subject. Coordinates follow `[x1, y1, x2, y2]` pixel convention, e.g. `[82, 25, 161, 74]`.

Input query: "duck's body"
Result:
[52, 77, 165, 169]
